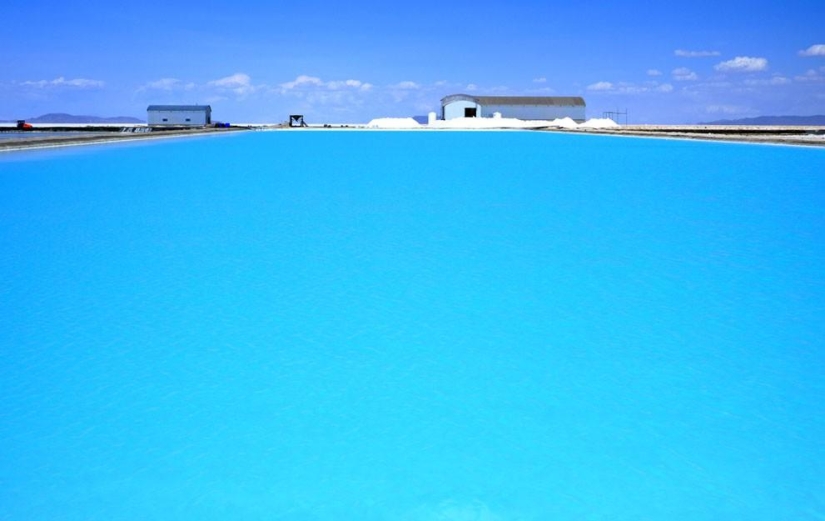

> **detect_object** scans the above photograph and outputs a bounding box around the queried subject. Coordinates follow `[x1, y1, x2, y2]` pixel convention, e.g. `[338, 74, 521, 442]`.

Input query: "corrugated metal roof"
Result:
[146, 105, 212, 111]
[441, 94, 585, 107]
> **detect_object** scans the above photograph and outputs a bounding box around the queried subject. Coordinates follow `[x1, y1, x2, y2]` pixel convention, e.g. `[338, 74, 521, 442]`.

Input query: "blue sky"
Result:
[2, 0, 824, 123]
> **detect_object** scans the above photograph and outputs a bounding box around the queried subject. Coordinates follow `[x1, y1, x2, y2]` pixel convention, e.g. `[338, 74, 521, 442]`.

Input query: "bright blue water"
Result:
[1, 132, 824, 521]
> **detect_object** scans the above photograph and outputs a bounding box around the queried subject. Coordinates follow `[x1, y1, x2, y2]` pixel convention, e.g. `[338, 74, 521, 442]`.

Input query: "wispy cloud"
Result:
[714, 56, 768, 72]
[279, 75, 323, 91]
[799, 44, 825, 57]
[392, 81, 421, 90]
[587, 81, 613, 91]
[587, 80, 672, 94]
[465, 83, 478, 92]
[279, 75, 373, 93]
[672, 67, 698, 81]
[675, 49, 720, 58]
[533, 77, 547, 83]
[705, 104, 750, 115]
[208, 73, 258, 96]
[647, 69, 662, 77]
[140, 78, 195, 91]
[21, 77, 105, 89]
[327, 79, 373, 91]
[743, 75, 790, 86]
[794, 67, 825, 82]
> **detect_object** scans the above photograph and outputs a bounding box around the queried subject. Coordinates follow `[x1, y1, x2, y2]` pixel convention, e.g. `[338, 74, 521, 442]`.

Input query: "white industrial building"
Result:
[441, 95, 586, 122]
[147, 105, 212, 127]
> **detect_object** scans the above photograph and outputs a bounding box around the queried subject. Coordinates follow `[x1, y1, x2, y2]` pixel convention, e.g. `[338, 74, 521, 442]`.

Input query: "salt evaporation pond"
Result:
[1, 131, 824, 521]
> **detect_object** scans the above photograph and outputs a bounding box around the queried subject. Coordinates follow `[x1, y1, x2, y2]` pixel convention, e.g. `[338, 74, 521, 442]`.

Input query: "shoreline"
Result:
[559, 125, 825, 147]
[2, 124, 824, 153]
[0, 126, 249, 153]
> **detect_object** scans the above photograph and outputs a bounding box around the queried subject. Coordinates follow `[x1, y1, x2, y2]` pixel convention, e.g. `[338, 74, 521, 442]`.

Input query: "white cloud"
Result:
[705, 104, 749, 115]
[141, 78, 196, 91]
[465, 83, 478, 91]
[208, 72, 257, 95]
[744, 75, 791, 86]
[21, 77, 105, 89]
[587, 80, 673, 95]
[715, 56, 768, 72]
[326, 79, 372, 91]
[279, 75, 324, 91]
[794, 68, 825, 82]
[675, 49, 720, 57]
[393, 81, 421, 90]
[647, 69, 662, 76]
[672, 67, 698, 81]
[799, 44, 825, 57]
[587, 81, 613, 91]
[146, 78, 182, 90]
[533, 77, 547, 83]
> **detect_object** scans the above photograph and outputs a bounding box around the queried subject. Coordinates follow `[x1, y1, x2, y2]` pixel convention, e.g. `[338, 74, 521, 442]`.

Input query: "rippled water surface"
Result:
[2, 131, 825, 521]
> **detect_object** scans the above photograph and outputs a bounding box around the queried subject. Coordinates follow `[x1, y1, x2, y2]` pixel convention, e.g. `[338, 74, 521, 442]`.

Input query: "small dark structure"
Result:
[289, 115, 307, 127]
[16, 120, 33, 130]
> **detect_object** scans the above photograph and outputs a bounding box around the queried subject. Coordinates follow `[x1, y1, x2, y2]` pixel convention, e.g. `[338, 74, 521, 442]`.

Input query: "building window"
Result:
[464, 107, 477, 118]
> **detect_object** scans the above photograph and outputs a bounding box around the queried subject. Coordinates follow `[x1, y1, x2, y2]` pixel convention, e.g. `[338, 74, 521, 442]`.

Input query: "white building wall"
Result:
[443, 100, 585, 122]
[443, 100, 480, 120]
[148, 109, 210, 126]
[479, 104, 586, 122]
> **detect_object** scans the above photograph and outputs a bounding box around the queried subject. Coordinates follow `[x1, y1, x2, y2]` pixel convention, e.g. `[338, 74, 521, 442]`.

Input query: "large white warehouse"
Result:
[441, 94, 586, 122]
[147, 105, 212, 127]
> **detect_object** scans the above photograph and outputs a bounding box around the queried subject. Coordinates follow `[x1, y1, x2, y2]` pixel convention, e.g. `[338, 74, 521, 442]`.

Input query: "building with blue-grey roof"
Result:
[147, 105, 212, 127]
[441, 95, 586, 122]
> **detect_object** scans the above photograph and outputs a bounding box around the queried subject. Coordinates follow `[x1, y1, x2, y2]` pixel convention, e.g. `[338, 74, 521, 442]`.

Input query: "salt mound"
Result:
[579, 118, 620, 129]
[366, 117, 422, 129]
[548, 117, 579, 129]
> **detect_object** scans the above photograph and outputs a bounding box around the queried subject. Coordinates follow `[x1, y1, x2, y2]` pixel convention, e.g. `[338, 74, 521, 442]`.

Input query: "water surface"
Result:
[1, 131, 824, 521]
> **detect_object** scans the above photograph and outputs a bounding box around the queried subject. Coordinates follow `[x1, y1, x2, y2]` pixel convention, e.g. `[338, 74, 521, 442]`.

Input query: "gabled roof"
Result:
[147, 105, 212, 111]
[441, 94, 585, 107]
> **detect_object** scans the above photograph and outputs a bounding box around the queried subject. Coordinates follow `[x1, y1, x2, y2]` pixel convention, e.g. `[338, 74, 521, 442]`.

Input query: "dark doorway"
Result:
[464, 107, 477, 118]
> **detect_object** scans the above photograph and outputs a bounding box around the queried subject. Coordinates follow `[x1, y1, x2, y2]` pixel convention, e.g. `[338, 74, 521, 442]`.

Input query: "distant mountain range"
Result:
[2, 113, 144, 124]
[699, 115, 825, 126]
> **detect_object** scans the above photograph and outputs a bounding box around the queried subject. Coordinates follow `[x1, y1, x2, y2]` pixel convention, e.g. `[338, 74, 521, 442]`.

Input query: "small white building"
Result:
[441, 95, 586, 122]
[147, 105, 212, 127]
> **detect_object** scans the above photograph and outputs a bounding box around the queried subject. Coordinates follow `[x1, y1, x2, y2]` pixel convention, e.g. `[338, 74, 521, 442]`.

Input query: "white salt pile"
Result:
[578, 118, 620, 129]
[366, 118, 422, 129]
[548, 117, 579, 129]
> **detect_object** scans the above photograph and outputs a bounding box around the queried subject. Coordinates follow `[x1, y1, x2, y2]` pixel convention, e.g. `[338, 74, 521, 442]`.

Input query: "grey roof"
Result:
[441, 94, 585, 107]
[147, 105, 212, 112]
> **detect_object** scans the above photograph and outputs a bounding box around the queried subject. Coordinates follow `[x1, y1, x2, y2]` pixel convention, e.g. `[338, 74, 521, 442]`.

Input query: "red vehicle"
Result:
[16, 120, 33, 130]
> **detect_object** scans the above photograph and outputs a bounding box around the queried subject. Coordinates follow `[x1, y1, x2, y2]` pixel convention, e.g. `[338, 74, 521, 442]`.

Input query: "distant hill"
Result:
[700, 115, 825, 126]
[12, 113, 145, 124]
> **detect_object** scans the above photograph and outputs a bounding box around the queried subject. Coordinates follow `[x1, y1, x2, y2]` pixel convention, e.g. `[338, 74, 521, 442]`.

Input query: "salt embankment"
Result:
[366, 116, 620, 130]
[578, 118, 621, 129]
[365, 118, 423, 129]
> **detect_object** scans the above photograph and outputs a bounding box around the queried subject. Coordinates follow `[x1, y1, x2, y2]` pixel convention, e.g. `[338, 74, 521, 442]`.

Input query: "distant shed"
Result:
[147, 105, 212, 127]
[441, 95, 586, 122]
